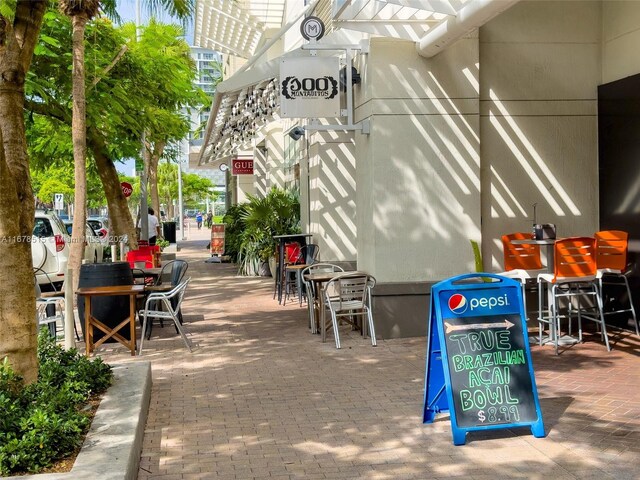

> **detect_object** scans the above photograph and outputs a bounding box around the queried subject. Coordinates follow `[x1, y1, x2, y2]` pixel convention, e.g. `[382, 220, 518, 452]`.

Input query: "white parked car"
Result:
[63, 221, 104, 264]
[32, 210, 71, 288]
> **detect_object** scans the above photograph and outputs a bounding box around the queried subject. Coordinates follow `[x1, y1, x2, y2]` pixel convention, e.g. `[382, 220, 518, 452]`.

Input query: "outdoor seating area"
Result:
[499, 229, 640, 355]
[90, 234, 640, 480]
[273, 235, 378, 349]
[7, 0, 640, 476]
[39, 256, 195, 358]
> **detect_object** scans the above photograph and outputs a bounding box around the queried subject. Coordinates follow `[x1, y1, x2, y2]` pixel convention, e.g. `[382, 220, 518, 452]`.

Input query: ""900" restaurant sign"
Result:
[280, 57, 340, 119]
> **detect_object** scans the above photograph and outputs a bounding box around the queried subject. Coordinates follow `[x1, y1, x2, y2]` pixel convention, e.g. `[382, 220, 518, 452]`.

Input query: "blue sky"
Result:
[115, 0, 194, 39]
[114, 0, 195, 174]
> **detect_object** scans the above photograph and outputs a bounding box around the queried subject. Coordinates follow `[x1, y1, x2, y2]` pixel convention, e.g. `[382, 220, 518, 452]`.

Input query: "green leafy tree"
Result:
[0, 0, 49, 383]
[0, 0, 194, 382]
[235, 188, 301, 276]
[119, 19, 212, 223]
[30, 162, 107, 210]
[59, 0, 101, 292]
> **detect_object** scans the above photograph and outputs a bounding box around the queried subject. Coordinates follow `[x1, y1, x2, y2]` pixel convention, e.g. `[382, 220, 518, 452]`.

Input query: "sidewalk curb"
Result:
[8, 362, 152, 480]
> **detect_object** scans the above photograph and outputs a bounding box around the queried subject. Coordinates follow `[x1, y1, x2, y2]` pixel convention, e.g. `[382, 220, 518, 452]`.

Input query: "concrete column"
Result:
[602, 1, 640, 83]
[355, 37, 481, 283]
[307, 124, 357, 265]
[479, 0, 600, 270]
[352, 36, 480, 338]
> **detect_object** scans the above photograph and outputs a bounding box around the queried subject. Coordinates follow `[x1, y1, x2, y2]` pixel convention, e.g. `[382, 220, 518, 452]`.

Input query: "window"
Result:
[33, 218, 54, 238]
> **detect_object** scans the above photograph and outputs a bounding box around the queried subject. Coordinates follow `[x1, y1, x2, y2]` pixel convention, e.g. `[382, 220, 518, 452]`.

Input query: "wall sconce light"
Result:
[288, 126, 305, 141]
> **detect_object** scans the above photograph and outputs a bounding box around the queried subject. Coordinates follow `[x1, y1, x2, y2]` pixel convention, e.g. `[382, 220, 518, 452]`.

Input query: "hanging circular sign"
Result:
[300, 16, 325, 41]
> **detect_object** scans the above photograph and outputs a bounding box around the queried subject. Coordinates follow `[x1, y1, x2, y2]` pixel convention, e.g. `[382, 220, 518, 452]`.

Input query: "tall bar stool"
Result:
[499, 232, 546, 320]
[283, 244, 319, 306]
[595, 230, 640, 337]
[537, 237, 610, 354]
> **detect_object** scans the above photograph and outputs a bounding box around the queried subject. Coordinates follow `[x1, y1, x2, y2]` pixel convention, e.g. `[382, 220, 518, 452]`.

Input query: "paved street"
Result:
[95, 225, 640, 480]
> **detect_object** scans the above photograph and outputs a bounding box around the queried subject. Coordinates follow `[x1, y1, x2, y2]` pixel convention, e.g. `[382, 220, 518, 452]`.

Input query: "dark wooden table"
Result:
[76, 284, 145, 356]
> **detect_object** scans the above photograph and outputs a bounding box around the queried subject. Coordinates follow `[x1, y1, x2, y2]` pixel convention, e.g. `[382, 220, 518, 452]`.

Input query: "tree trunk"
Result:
[87, 127, 137, 250]
[68, 13, 88, 292]
[148, 139, 165, 220]
[0, 1, 47, 384]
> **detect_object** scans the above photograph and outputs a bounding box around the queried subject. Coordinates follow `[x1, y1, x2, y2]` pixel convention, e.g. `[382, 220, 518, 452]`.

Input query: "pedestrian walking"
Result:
[196, 211, 203, 230]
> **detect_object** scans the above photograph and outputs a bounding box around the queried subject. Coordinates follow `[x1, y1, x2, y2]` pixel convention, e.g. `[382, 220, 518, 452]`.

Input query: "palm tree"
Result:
[59, 0, 101, 293]
[0, 1, 49, 384]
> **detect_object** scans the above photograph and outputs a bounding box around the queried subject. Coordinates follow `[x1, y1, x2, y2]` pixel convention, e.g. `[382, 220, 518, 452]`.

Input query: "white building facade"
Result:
[193, 0, 640, 338]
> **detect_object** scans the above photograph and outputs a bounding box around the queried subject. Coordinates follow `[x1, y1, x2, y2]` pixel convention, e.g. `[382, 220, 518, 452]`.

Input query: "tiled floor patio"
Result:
[95, 227, 640, 480]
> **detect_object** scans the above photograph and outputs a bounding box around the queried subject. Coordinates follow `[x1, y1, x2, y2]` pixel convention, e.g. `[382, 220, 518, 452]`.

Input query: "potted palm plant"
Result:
[236, 187, 301, 276]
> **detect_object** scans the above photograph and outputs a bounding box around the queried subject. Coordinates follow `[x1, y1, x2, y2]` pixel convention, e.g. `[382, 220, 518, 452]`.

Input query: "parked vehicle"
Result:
[87, 216, 109, 246]
[63, 221, 104, 264]
[32, 210, 71, 288]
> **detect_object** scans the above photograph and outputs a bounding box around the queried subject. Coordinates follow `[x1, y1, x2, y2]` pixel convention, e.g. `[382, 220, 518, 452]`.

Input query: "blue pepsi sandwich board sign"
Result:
[423, 273, 545, 445]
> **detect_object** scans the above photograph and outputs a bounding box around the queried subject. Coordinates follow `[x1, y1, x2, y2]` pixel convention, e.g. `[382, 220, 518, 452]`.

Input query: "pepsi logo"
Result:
[448, 293, 468, 314]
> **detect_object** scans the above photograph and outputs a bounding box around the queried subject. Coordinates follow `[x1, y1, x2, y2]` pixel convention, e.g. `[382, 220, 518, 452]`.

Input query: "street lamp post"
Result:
[136, 0, 148, 243]
[178, 158, 185, 241]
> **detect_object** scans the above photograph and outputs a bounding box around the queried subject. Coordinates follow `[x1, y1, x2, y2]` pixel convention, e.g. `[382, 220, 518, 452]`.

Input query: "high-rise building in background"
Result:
[182, 46, 226, 215]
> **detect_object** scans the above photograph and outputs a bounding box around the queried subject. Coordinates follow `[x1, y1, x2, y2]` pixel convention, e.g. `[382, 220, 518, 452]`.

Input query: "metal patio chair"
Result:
[284, 243, 320, 306]
[301, 263, 344, 334]
[138, 277, 193, 355]
[323, 273, 377, 349]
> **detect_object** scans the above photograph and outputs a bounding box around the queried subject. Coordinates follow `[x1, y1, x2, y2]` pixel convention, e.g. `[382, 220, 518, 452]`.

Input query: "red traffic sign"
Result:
[121, 181, 133, 198]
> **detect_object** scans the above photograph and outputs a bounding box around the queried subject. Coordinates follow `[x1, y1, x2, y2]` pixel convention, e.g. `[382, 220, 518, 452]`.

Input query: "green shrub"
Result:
[222, 203, 249, 263]
[0, 329, 113, 475]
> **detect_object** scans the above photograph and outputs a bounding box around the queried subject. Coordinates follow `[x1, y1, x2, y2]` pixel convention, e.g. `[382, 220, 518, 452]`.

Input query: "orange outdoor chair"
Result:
[502, 232, 544, 272]
[594, 230, 639, 336]
[537, 237, 609, 354]
[500, 232, 546, 319]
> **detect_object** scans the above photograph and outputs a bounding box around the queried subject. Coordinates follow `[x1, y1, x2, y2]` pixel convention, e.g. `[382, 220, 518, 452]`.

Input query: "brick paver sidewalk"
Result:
[96, 226, 640, 479]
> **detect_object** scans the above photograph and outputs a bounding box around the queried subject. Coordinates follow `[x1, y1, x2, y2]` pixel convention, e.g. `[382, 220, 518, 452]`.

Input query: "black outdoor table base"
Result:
[273, 234, 313, 304]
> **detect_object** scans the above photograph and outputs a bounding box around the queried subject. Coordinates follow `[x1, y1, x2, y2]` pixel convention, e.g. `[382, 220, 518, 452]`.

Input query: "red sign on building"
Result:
[232, 158, 254, 175]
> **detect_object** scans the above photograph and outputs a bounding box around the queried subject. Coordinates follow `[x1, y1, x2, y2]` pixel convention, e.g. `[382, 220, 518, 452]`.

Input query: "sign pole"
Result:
[178, 159, 184, 241]
[135, 0, 148, 244]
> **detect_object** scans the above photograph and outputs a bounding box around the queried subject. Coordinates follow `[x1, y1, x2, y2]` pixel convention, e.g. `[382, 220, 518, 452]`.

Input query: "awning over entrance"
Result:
[193, 0, 521, 168]
[194, 0, 287, 59]
[192, 71, 280, 169]
[194, 29, 365, 169]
